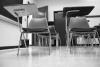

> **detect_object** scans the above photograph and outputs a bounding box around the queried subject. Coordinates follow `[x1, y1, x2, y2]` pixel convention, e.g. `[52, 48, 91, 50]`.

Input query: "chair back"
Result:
[33, 11, 46, 18]
[28, 18, 48, 29]
[69, 17, 89, 30]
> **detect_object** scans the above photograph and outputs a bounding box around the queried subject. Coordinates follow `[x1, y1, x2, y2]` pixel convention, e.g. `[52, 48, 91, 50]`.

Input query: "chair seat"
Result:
[39, 33, 57, 36]
[22, 28, 48, 33]
[70, 28, 95, 32]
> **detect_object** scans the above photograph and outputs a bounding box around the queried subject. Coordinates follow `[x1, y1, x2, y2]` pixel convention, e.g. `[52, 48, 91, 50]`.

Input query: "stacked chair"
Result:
[17, 16, 52, 55]
[3, 4, 51, 55]
[63, 6, 100, 53]
[16, 5, 52, 55]
[69, 17, 99, 47]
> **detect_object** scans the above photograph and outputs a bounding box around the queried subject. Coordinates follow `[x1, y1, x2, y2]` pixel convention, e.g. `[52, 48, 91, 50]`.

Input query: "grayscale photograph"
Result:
[0, 0, 100, 67]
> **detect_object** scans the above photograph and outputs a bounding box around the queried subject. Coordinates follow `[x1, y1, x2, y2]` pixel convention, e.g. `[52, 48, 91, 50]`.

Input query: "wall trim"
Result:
[0, 46, 18, 50]
[0, 15, 20, 26]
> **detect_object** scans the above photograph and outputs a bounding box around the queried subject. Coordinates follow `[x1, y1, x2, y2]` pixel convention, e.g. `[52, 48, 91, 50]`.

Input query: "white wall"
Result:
[36, 0, 100, 27]
[0, 15, 20, 47]
[0, 0, 36, 47]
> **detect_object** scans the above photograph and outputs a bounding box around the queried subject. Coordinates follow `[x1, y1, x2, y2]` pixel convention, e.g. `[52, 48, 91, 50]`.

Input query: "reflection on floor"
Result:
[0, 46, 100, 67]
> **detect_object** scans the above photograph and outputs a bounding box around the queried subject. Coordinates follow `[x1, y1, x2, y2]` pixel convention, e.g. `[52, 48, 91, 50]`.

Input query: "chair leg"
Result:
[49, 34, 52, 55]
[17, 32, 22, 56]
[69, 33, 73, 46]
[56, 35, 59, 48]
[22, 33, 27, 48]
[69, 33, 72, 53]
[41, 37, 44, 46]
[38, 36, 41, 46]
[34, 33, 37, 46]
[59, 37, 61, 46]
[92, 33, 96, 47]
[70, 34, 74, 53]
[45, 38, 48, 46]
[87, 34, 91, 47]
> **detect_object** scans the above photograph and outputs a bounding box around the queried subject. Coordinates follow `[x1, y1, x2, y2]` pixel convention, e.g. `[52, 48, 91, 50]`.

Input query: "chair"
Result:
[69, 17, 98, 48]
[3, 4, 51, 55]
[38, 25, 61, 47]
[17, 17, 52, 55]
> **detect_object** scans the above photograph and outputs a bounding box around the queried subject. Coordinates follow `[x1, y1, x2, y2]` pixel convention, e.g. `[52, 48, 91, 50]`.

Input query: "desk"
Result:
[63, 6, 94, 47]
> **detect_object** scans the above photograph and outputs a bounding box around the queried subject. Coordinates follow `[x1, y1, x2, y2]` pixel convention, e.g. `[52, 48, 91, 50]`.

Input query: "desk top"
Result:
[63, 6, 94, 17]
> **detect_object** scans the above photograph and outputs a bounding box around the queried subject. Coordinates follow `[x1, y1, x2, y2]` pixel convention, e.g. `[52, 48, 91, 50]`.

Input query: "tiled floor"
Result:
[0, 46, 100, 67]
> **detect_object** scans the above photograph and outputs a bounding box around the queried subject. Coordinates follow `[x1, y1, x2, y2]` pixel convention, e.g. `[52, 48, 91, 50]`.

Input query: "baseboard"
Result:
[0, 46, 18, 50]
[71, 44, 100, 47]
[0, 44, 32, 50]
